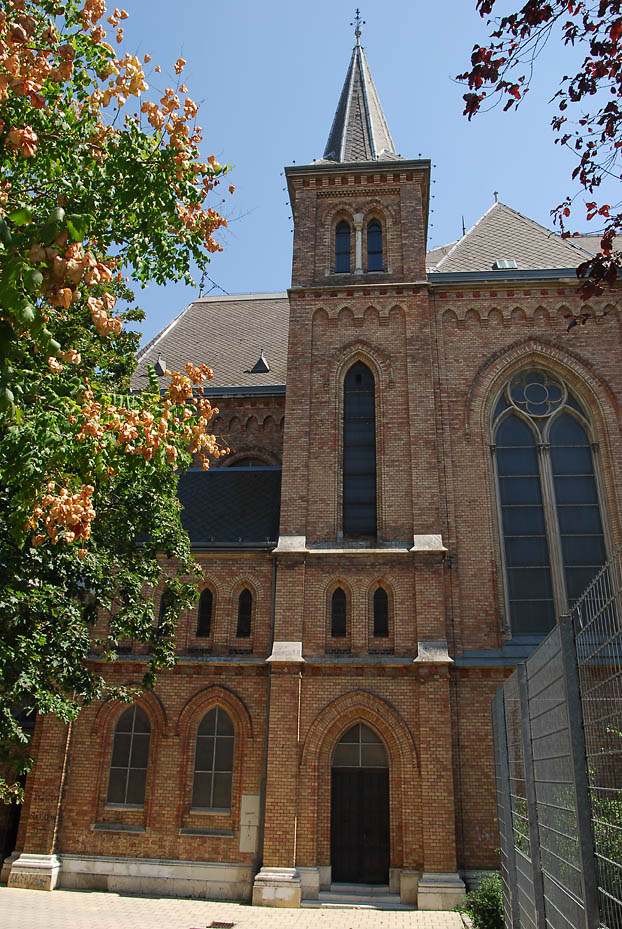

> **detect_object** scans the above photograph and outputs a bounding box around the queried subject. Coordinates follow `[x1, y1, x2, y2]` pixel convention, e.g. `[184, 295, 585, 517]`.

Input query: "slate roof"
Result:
[178, 468, 281, 548]
[133, 293, 289, 393]
[571, 233, 622, 254]
[323, 40, 399, 163]
[427, 201, 594, 273]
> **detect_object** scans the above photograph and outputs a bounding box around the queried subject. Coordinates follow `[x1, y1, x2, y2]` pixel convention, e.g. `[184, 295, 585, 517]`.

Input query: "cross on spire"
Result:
[350, 8, 365, 44]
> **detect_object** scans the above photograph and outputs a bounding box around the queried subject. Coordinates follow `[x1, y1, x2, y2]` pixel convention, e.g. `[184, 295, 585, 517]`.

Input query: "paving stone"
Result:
[0, 887, 464, 929]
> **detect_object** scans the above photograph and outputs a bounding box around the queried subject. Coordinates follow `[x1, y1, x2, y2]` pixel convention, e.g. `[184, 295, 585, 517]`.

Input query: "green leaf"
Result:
[0, 218, 12, 247]
[24, 270, 43, 294]
[8, 208, 33, 226]
[66, 214, 92, 242]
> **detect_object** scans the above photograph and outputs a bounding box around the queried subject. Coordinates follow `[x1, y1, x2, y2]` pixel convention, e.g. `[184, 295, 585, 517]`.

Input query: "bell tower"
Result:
[253, 20, 465, 912]
[286, 21, 430, 288]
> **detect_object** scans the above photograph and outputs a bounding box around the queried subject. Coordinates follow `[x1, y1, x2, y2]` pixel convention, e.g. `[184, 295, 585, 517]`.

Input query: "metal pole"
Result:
[559, 613, 601, 929]
[493, 686, 521, 929]
[518, 663, 547, 929]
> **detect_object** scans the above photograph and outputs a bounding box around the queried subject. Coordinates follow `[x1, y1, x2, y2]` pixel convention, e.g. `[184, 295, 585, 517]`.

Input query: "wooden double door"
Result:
[330, 767, 390, 884]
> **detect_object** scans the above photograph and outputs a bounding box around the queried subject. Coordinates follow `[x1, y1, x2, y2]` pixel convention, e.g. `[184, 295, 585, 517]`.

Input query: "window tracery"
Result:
[492, 369, 607, 634]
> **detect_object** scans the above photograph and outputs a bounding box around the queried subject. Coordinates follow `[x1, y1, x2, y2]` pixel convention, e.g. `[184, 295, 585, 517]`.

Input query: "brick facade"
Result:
[4, 60, 621, 911]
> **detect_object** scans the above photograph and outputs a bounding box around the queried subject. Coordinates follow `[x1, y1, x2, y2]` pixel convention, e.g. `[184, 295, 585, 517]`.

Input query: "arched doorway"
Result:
[330, 723, 390, 884]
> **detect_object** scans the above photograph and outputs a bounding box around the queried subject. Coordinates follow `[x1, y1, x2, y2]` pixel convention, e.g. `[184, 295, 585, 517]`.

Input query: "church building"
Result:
[3, 26, 621, 911]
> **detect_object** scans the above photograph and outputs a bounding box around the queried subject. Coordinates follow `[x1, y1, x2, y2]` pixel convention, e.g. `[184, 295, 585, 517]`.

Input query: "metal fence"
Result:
[493, 553, 622, 929]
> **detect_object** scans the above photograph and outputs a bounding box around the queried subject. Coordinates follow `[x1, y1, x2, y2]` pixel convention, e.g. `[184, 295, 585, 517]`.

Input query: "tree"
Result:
[0, 0, 232, 800]
[458, 0, 622, 300]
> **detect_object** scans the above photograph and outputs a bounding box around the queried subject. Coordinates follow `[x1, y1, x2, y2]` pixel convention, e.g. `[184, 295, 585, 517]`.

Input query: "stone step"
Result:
[301, 884, 415, 910]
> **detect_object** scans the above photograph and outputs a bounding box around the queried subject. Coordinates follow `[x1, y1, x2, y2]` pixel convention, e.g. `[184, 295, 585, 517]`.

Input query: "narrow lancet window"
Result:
[196, 588, 212, 637]
[343, 361, 377, 536]
[335, 220, 351, 273]
[367, 220, 383, 271]
[236, 588, 252, 638]
[373, 587, 389, 637]
[331, 587, 347, 637]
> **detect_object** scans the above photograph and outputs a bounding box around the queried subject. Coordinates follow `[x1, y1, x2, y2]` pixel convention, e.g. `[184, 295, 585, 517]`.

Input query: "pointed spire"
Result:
[323, 21, 399, 164]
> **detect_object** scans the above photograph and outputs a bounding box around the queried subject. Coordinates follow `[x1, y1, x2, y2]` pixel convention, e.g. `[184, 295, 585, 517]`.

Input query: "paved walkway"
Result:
[0, 887, 464, 929]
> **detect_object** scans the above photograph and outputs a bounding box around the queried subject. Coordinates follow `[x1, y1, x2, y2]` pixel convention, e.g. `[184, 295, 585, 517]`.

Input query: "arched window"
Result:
[332, 724, 388, 768]
[367, 220, 383, 271]
[335, 220, 351, 273]
[107, 706, 151, 806]
[236, 588, 252, 638]
[343, 361, 377, 536]
[196, 588, 213, 637]
[191, 707, 234, 811]
[229, 457, 267, 468]
[493, 369, 607, 635]
[158, 587, 174, 628]
[373, 587, 389, 637]
[331, 587, 347, 638]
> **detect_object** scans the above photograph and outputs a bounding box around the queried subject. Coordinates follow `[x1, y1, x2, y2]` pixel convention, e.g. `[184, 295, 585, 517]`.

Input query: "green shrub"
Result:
[456, 873, 504, 929]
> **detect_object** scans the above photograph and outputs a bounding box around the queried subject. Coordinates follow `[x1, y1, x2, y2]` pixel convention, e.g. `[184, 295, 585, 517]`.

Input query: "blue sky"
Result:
[119, 0, 608, 346]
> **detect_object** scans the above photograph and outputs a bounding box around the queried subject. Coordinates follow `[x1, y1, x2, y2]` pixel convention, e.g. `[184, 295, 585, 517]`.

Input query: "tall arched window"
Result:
[196, 588, 213, 637]
[335, 220, 351, 273]
[107, 706, 151, 806]
[236, 588, 252, 638]
[331, 587, 347, 637]
[373, 587, 389, 637]
[493, 369, 607, 635]
[367, 220, 383, 271]
[191, 707, 234, 811]
[343, 361, 377, 536]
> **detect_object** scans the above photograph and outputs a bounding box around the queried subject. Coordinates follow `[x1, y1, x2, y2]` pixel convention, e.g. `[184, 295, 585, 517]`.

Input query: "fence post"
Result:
[558, 613, 601, 929]
[493, 687, 520, 929]
[493, 688, 520, 929]
[518, 663, 547, 929]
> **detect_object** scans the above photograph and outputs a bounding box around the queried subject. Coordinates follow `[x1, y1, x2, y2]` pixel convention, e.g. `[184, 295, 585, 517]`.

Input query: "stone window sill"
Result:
[93, 822, 146, 833]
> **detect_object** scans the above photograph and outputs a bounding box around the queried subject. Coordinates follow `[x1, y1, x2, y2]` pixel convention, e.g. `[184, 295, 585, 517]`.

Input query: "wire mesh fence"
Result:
[493, 549, 622, 929]
[571, 555, 622, 929]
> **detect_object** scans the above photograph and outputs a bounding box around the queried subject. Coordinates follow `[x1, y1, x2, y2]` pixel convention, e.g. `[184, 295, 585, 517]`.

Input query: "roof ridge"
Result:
[493, 201, 595, 258]
[137, 301, 192, 361]
[194, 291, 288, 303]
[435, 202, 497, 270]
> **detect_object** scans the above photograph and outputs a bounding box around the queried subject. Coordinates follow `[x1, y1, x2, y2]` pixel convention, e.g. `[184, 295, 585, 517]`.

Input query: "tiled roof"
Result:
[323, 41, 399, 163]
[430, 201, 594, 273]
[132, 293, 289, 392]
[178, 468, 281, 548]
[570, 233, 622, 254]
[425, 240, 458, 271]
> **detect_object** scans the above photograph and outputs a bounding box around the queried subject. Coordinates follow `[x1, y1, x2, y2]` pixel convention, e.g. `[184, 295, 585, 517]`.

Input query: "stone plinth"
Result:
[252, 866, 302, 907]
[417, 871, 466, 910]
[8, 853, 62, 891]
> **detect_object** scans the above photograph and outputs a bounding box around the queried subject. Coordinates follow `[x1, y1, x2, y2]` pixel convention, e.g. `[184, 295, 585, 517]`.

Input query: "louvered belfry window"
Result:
[343, 361, 377, 536]
[493, 370, 607, 634]
[335, 220, 351, 273]
[107, 706, 151, 806]
[367, 220, 383, 271]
